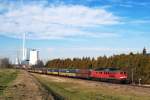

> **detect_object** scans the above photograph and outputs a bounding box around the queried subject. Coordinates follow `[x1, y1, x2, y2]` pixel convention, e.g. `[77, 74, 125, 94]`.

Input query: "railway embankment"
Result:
[0, 69, 53, 100]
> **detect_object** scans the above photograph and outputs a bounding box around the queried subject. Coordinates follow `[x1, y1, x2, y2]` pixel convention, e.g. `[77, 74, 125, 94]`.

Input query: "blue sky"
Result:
[0, 0, 150, 62]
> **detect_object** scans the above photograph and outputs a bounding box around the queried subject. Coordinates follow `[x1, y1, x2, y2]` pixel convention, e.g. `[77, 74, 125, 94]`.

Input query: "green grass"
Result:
[34, 74, 150, 100]
[0, 68, 18, 95]
[35, 79, 130, 100]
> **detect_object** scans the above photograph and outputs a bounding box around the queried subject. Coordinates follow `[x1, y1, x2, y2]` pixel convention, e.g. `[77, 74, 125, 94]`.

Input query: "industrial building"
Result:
[29, 49, 39, 65]
[21, 33, 39, 66]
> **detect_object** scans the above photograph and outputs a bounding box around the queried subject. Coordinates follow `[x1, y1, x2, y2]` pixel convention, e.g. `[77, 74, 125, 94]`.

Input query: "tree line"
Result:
[46, 49, 150, 84]
[0, 58, 12, 68]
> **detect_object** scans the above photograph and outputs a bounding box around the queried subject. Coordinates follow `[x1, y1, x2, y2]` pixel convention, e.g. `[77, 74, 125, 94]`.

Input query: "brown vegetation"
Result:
[1, 70, 53, 100]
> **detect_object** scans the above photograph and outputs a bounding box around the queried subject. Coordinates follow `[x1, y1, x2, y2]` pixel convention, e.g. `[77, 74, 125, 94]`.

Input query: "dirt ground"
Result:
[1, 70, 53, 100]
[36, 74, 150, 97]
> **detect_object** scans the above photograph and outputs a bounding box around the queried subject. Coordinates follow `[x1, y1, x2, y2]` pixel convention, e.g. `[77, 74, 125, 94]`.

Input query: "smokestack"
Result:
[22, 33, 25, 60]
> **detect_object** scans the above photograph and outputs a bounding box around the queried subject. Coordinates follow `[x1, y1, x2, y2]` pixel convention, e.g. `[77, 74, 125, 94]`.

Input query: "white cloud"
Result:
[0, 3, 120, 39]
[48, 47, 139, 52]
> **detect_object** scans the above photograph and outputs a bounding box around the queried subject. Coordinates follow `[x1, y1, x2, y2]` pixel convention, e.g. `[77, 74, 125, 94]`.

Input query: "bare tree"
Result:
[0, 58, 11, 68]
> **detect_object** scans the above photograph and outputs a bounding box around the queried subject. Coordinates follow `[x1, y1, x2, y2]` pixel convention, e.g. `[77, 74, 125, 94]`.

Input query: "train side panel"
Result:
[76, 69, 91, 79]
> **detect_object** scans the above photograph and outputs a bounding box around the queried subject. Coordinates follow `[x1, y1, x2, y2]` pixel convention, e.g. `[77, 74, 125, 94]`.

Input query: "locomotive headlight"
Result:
[120, 76, 127, 79]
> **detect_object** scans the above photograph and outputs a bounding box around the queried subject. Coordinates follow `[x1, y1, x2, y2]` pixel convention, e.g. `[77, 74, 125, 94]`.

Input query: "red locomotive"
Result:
[90, 68, 128, 83]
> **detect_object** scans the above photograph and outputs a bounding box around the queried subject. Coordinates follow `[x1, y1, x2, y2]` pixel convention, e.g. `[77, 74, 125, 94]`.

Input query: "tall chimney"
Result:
[22, 33, 25, 60]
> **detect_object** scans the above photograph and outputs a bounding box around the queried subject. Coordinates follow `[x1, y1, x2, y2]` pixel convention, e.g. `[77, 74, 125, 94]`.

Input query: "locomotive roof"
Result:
[94, 67, 120, 72]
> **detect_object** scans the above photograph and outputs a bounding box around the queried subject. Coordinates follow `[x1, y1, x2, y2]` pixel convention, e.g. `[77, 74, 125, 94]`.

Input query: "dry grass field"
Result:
[33, 73, 150, 100]
[0, 69, 53, 100]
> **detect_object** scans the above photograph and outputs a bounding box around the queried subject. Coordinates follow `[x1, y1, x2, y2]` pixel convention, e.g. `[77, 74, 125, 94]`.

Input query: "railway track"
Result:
[29, 71, 150, 89]
[130, 84, 150, 88]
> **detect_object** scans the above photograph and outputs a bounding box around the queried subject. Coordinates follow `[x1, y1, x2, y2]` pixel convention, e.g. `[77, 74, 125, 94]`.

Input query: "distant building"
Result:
[142, 47, 150, 56]
[15, 57, 20, 65]
[143, 47, 147, 55]
[29, 49, 39, 65]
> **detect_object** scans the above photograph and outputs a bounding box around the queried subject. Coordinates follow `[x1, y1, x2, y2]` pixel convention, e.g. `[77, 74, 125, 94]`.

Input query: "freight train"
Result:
[28, 67, 128, 83]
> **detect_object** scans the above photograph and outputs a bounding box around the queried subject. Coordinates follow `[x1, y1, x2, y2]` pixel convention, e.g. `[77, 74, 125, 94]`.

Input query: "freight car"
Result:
[47, 68, 59, 75]
[76, 69, 91, 79]
[28, 67, 128, 83]
[59, 69, 77, 77]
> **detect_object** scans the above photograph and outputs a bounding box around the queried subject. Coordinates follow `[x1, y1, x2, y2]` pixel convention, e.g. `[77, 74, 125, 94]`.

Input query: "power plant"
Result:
[21, 33, 39, 66]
